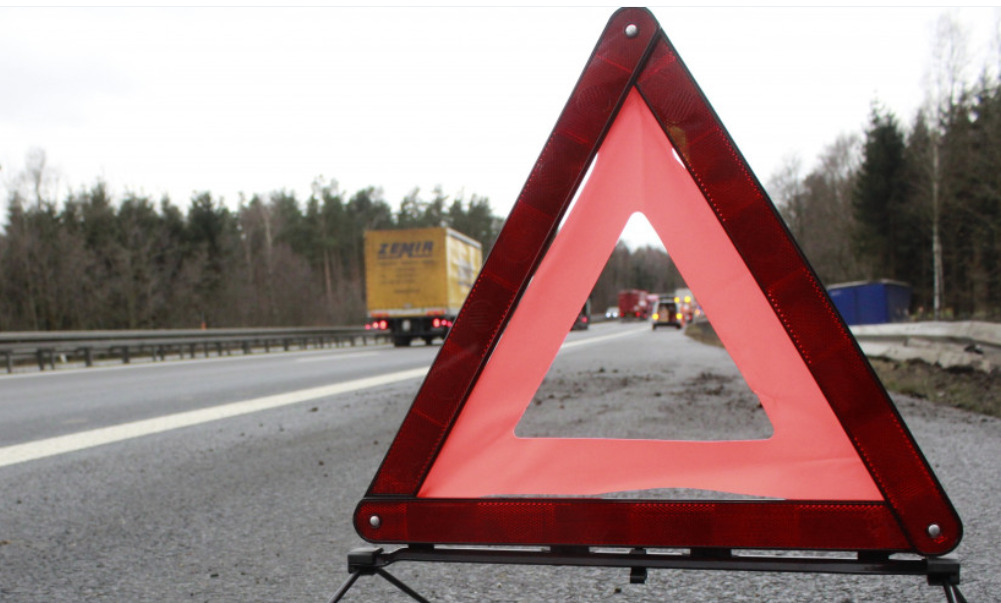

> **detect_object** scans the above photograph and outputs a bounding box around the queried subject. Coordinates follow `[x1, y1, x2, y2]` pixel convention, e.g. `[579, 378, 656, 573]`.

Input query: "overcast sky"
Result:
[2, 3, 999, 247]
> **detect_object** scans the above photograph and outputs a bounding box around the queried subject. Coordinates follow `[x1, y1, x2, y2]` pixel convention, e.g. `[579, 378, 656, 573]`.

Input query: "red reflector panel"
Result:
[356, 499, 909, 552]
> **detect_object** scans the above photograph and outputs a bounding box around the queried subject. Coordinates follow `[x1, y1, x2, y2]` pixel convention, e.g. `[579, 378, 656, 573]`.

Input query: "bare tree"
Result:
[769, 154, 807, 241]
[772, 140, 864, 285]
[923, 12, 970, 319]
[16, 148, 62, 211]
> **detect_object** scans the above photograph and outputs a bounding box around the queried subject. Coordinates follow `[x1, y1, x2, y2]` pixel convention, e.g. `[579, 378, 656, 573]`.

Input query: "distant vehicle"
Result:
[827, 279, 912, 326]
[647, 293, 660, 315]
[604, 306, 620, 320]
[364, 226, 482, 347]
[652, 297, 683, 329]
[618, 289, 651, 320]
[571, 299, 592, 331]
[673, 288, 699, 322]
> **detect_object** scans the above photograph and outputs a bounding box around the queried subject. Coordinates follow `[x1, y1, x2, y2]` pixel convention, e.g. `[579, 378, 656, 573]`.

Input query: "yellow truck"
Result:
[364, 226, 482, 347]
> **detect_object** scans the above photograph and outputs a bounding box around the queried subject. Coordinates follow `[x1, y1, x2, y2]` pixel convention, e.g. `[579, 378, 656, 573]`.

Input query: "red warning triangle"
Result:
[355, 8, 961, 556]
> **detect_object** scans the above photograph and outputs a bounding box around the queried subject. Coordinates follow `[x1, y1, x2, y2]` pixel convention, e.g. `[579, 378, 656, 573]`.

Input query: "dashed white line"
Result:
[559, 324, 649, 350]
[293, 351, 378, 363]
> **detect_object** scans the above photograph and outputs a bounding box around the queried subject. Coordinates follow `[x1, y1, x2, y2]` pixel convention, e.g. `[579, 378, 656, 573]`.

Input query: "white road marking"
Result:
[559, 324, 649, 351]
[0, 367, 427, 469]
[1, 325, 644, 468]
[293, 351, 378, 363]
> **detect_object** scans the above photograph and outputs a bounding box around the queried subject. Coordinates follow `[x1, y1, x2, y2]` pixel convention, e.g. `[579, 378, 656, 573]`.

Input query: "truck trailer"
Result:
[618, 289, 651, 320]
[364, 226, 482, 347]
[827, 279, 912, 326]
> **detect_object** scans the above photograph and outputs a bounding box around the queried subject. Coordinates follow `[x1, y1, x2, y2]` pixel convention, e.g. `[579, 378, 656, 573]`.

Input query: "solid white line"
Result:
[0, 367, 427, 469]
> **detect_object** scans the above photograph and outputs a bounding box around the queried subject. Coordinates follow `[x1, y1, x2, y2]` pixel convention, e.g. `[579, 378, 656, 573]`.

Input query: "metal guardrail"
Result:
[851, 321, 1000, 373]
[0, 327, 391, 374]
[5, 321, 995, 375]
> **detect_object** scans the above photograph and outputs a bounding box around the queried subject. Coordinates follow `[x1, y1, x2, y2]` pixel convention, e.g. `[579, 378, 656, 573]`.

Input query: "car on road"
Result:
[571, 300, 592, 330]
[652, 298, 683, 329]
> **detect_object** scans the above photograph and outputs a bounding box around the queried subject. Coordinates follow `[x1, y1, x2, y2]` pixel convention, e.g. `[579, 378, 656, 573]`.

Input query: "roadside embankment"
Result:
[685, 319, 1001, 418]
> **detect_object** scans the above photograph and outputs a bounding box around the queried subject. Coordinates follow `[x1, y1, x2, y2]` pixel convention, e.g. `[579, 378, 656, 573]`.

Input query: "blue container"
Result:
[827, 280, 912, 326]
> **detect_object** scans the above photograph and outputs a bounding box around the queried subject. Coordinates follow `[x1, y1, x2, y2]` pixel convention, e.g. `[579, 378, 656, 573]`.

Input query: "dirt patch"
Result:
[684, 320, 721, 348]
[520, 354, 768, 438]
[685, 321, 1001, 418]
[869, 358, 1001, 418]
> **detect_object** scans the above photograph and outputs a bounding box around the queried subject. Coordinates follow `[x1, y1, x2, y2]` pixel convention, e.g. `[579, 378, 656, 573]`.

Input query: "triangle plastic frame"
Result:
[353, 8, 961, 556]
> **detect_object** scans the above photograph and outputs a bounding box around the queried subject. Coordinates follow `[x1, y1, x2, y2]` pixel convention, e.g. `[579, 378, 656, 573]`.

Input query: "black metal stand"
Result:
[328, 545, 964, 602]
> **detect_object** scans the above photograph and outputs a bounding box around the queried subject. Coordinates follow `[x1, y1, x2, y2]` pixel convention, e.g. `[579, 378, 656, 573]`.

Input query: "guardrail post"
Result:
[83, 347, 93, 367]
[4, 351, 11, 374]
[122, 346, 131, 364]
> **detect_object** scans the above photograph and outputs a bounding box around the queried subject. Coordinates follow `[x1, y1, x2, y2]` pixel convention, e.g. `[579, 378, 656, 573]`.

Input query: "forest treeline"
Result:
[0, 165, 680, 331]
[0, 179, 505, 331]
[5, 61, 1001, 331]
[772, 17, 1001, 320]
[3, 15, 999, 330]
[774, 82, 1001, 319]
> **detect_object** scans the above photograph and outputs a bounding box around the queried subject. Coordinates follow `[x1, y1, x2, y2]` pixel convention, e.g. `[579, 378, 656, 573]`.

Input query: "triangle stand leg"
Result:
[327, 547, 431, 603]
[926, 554, 966, 603]
[942, 584, 968, 603]
[327, 546, 963, 602]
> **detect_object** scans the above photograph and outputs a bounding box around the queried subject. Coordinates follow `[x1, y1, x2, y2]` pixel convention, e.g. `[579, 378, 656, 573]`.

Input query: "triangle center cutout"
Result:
[515, 210, 774, 445]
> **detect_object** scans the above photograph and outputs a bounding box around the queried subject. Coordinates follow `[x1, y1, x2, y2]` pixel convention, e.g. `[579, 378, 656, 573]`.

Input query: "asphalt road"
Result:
[1, 322, 998, 602]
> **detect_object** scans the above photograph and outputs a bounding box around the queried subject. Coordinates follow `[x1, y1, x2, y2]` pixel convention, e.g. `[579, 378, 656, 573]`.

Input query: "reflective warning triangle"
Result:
[354, 7, 961, 555]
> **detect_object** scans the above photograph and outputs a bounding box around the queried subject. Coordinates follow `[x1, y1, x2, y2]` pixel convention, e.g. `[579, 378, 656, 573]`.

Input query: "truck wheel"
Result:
[393, 336, 412, 347]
